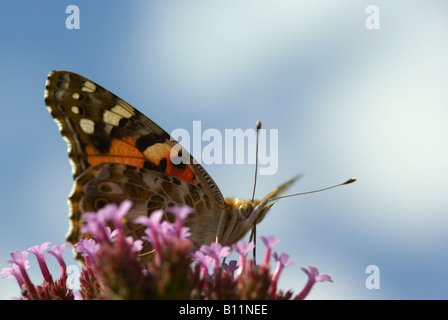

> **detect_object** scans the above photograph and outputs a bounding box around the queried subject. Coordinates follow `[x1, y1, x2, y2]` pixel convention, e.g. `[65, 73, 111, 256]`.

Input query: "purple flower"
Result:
[101, 199, 132, 229]
[47, 243, 68, 259]
[27, 242, 53, 283]
[199, 243, 231, 270]
[134, 209, 164, 231]
[273, 252, 295, 268]
[81, 212, 107, 242]
[300, 265, 333, 283]
[75, 239, 99, 265]
[100, 226, 121, 243]
[178, 225, 192, 240]
[270, 252, 295, 298]
[260, 236, 282, 266]
[135, 206, 192, 260]
[135, 209, 164, 251]
[159, 220, 176, 238]
[167, 205, 194, 223]
[167, 205, 194, 239]
[222, 260, 239, 276]
[7, 249, 29, 267]
[167, 206, 193, 240]
[295, 266, 333, 300]
[6, 250, 37, 297]
[81, 200, 133, 242]
[260, 235, 282, 248]
[1, 264, 26, 288]
[3, 198, 335, 300]
[233, 240, 255, 257]
[125, 237, 143, 253]
[201, 242, 231, 260]
[48, 243, 68, 277]
[191, 249, 213, 276]
[232, 240, 255, 275]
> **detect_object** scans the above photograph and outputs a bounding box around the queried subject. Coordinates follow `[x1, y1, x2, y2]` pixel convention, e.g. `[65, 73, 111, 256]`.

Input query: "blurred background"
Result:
[1, 0, 447, 299]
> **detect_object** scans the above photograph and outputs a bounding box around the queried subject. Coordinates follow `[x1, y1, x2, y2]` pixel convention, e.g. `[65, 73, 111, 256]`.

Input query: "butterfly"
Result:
[44, 71, 299, 257]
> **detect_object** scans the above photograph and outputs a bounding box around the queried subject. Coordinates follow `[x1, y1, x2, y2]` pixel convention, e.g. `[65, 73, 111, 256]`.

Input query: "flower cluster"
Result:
[2, 201, 332, 300]
[1, 243, 73, 300]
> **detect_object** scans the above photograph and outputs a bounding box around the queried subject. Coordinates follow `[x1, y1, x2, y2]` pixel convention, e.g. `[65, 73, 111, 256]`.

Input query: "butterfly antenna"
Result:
[251, 120, 262, 203]
[266, 178, 357, 203]
[249, 120, 262, 264]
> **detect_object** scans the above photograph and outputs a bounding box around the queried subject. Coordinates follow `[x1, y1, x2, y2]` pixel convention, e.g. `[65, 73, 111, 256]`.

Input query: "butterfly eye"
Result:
[238, 203, 253, 219]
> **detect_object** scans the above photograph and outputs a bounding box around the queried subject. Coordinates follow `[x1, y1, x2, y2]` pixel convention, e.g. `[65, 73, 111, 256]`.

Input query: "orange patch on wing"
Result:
[142, 142, 198, 185]
[165, 158, 197, 185]
[86, 138, 145, 167]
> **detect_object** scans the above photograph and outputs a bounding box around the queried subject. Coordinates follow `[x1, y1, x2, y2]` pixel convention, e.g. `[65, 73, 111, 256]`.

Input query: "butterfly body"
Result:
[44, 71, 297, 254]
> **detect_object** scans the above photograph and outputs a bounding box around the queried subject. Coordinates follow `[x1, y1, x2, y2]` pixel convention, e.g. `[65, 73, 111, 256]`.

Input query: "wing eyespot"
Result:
[93, 198, 110, 210]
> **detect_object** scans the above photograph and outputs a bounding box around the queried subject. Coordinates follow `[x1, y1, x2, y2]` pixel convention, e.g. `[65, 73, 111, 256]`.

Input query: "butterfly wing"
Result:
[260, 174, 302, 203]
[69, 163, 224, 249]
[44, 71, 226, 247]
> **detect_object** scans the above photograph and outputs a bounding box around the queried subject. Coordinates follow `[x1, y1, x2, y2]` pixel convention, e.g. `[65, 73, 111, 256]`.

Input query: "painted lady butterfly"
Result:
[44, 71, 299, 257]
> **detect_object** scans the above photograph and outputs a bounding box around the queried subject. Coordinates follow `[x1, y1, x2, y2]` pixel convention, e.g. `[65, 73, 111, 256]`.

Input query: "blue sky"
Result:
[1, 1, 448, 299]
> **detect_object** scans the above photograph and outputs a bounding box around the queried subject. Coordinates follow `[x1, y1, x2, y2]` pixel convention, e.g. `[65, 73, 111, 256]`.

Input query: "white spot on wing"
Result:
[111, 100, 135, 118]
[81, 81, 96, 93]
[103, 110, 121, 126]
[71, 106, 80, 114]
[79, 118, 95, 134]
